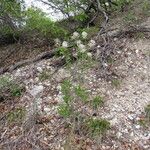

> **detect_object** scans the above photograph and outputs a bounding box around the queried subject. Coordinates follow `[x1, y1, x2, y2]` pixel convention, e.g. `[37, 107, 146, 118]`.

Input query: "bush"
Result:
[0, 76, 24, 100]
[24, 8, 68, 40]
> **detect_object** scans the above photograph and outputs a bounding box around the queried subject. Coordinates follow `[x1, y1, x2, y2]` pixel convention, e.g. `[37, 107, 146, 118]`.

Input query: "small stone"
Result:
[117, 132, 122, 138]
[44, 107, 51, 113]
[44, 82, 51, 86]
[110, 118, 118, 126]
[35, 77, 39, 82]
[130, 132, 134, 137]
[28, 85, 44, 97]
[44, 137, 47, 141]
[124, 129, 128, 133]
[135, 49, 139, 54]
[37, 67, 43, 73]
[128, 114, 134, 120]
[114, 38, 118, 41]
[55, 68, 71, 82]
[135, 125, 140, 129]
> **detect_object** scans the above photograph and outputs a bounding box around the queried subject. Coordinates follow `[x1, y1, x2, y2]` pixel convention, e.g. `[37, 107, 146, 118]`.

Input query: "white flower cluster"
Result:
[82, 31, 88, 39]
[78, 43, 86, 53]
[105, 2, 109, 6]
[62, 41, 68, 48]
[54, 38, 61, 46]
[71, 31, 80, 40]
[54, 31, 96, 58]
[71, 31, 88, 40]
[88, 40, 96, 48]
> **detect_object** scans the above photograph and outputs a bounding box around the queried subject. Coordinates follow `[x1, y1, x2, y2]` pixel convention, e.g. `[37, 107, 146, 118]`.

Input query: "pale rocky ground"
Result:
[1, 38, 149, 150]
[1, 20, 150, 150]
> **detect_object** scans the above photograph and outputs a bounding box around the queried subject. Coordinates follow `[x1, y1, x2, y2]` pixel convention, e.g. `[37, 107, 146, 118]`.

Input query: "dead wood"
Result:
[108, 26, 150, 38]
[0, 50, 56, 75]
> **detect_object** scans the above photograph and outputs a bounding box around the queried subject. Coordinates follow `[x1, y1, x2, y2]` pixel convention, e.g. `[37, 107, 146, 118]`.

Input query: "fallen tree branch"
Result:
[96, 0, 109, 36]
[109, 26, 150, 38]
[0, 50, 56, 75]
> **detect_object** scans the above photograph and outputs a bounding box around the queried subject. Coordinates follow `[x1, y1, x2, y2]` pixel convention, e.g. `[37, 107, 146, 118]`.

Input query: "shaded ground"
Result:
[0, 40, 52, 68]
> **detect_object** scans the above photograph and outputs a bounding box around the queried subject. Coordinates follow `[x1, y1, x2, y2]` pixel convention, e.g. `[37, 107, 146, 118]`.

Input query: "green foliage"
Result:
[74, 12, 88, 22]
[0, 0, 24, 34]
[58, 103, 72, 118]
[123, 12, 137, 24]
[39, 71, 51, 81]
[0, 76, 11, 88]
[0, 0, 24, 18]
[113, 0, 132, 11]
[57, 77, 110, 140]
[111, 78, 121, 88]
[92, 96, 104, 109]
[75, 85, 88, 102]
[145, 104, 150, 121]
[87, 118, 110, 136]
[7, 107, 26, 123]
[61, 80, 73, 104]
[0, 76, 23, 98]
[11, 84, 23, 97]
[0, 26, 14, 36]
[56, 47, 72, 64]
[25, 8, 68, 39]
[142, 0, 150, 16]
[138, 104, 150, 128]
[78, 27, 99, 39]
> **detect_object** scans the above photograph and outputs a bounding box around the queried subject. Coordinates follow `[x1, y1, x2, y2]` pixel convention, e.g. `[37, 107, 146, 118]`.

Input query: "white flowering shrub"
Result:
[71, 31, 80, 40]
[82, 31, 88, 39]
[55, 30, 110, 146]
[55, 31, 96, 65]
[62, 41, 69, 48]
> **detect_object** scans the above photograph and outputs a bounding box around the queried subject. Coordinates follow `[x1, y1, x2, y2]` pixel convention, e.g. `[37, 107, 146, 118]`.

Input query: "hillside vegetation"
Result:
[0, 0, 150, 150]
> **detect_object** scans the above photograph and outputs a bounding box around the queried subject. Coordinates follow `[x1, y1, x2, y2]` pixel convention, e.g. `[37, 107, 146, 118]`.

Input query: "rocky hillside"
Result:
[0, 1, 150, 150]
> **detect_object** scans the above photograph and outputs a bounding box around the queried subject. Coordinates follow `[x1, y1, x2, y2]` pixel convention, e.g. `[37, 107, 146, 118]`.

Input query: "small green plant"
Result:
[74, 12, 88, 22]
[7, 108, 26, 123]
[39, 71, 50, 81]
[56, 47, 72, 65]
[57, 77, 110, 143]
[139, 119, 148, 128]
[123, 12, 137, 24]
[107, 56, 115, 64]
[87, 118, 110, 136]
[142, 0, 150, 16]
[61, 80, 73, 104]
[54, 31, 96, 69]
[0, 76, 11, 88]
[75, 85, 88, 102]
[11, 84, 23, 97]
[58, 103, 72, 118]
[135, 32, 145, 39]
[92, 96, 104, 109]
[138, 104, 150, 128]
[0, 76, 23, 98]
[111, 78, 121, 88]
[78, 27, 99, 39]
[145, 104, 150, 121]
